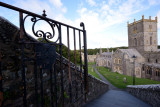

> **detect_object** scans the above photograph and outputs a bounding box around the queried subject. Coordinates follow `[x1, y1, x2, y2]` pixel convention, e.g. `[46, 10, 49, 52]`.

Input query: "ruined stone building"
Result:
[112, 15, 160, 81]
[96, 48, 113, 69]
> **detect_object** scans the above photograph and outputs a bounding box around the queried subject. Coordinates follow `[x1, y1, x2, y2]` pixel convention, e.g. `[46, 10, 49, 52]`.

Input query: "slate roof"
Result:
[119, 49, 143, 58]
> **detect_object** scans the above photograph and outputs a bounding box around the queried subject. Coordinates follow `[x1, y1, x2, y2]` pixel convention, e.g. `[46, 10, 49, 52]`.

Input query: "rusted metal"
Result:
[80, 22, 88, 101]
[79, 30, 83, 94]
[73, 29, 78, 99]
[50, 67, 54, 107]
[0, 51, 3, 107]
[67, 26, 72, 102]
[19, 12, 24, 39]
[53, 64, 58, 106]
[40, 65, 44, 107]
[59, 25, 64, 107]
[33, 51, 39, 107]
[19, 12, 27, 107]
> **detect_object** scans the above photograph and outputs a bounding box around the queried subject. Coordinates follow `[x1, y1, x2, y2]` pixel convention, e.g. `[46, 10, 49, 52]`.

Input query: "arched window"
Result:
[156, 59, 158, 63]
[142, 64, 144, 71]
[108, 61, 110, 66]
[114, 58, 116, 63]
[134, 38, 137, 46]
[150, 37, 152, 45]
[148, 58, 150, 62]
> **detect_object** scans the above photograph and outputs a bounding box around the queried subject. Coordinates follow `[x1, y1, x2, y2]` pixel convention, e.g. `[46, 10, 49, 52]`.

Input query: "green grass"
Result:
[96, 66, 160, 89]
[88, 62, 101, 80]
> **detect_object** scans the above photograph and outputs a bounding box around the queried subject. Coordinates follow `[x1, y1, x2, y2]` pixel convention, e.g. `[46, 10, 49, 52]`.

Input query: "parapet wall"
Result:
[86, 74, 108, 103]
[127, 84, 160, 107]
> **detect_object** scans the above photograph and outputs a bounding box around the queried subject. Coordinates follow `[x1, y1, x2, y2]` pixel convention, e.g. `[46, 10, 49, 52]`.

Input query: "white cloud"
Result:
[74, 0, 150, 48]
[49, 0, 67, 13]
[86, 0, 96, 6]
[49, 0, 62, 8]
[13, 0, 66, 18]
[148, 0, 160, 5]
[157, 11, 160, 29]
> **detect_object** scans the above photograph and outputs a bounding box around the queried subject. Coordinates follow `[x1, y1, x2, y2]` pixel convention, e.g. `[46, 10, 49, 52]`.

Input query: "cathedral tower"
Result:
[128, 15, 158, 52]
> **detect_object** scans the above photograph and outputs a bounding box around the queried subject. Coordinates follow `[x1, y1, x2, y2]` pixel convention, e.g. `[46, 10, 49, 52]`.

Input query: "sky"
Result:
[0, 0, 160, 49]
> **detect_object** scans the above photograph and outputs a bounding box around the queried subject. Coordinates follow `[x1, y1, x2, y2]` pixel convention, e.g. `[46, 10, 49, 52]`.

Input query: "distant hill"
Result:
[86, 46, 128, 55]
[87, 45, 160, 55]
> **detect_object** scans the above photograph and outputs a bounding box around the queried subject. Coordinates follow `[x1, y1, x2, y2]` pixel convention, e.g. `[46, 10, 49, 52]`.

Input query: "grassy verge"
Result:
[96, 66, 160, 89]
[88, 62, 101, 80]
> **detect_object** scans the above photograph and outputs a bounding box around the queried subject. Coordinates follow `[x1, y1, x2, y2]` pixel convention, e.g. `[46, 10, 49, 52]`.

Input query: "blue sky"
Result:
[0, 0, 160, 49]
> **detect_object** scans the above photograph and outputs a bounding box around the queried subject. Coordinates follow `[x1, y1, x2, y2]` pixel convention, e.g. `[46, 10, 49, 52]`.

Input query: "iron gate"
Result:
[0, 2, 88, 107]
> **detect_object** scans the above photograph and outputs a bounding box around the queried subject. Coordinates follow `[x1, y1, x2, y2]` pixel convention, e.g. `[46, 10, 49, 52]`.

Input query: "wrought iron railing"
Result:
[0, 2, 88, 107]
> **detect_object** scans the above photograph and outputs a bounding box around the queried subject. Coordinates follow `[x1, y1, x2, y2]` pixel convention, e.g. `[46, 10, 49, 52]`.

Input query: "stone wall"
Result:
[86, 75, 108, 103]
[127, 84, 160, 107]
[87, 55, 96, 62]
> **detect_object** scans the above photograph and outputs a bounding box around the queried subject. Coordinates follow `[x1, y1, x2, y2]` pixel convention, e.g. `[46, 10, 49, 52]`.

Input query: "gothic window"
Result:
[149, 25, 152, 31]
[156, 71, 157, 76]
[156, 71, 160, 77]
[114, 58, 116, 63]
[149, 68, 152, 75]
[108, 62, 110, 66]
[119, 67, 122, 70]
[136, 70, 140, 75]
[150, 37, 152, 45]
[148, 58, 150, 62]
[156, 59, 158, 63]
[142, 65, 144, 71]
[134, 38, 137, 46]
[149, 25, 152, 29]
[133, 26, 137, 33]
[118, 59, 121, 64]
[146, 68, 152, 75]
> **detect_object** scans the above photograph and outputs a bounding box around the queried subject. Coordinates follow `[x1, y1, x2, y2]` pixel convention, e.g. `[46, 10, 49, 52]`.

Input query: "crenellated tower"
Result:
[128, 15, 158, 53]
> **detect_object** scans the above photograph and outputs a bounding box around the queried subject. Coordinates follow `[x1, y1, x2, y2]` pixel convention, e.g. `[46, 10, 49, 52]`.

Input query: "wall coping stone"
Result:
[127, 84, 160, 91]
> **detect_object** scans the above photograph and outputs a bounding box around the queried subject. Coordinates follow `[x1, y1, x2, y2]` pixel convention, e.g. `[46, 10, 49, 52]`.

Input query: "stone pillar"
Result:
[151, 66, 155, 80]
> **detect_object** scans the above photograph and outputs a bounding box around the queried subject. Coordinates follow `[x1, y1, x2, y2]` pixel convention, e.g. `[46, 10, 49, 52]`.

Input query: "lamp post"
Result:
[132, 55, 136, 85]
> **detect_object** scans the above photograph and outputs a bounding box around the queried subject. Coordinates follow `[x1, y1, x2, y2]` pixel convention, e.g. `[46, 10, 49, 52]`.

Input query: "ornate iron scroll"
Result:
[22, 12, 60, 43]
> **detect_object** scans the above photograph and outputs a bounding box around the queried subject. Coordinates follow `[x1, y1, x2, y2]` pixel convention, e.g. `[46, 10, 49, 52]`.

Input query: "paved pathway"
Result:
[84, 65, 151, 107]
[92, 65, 119, 90]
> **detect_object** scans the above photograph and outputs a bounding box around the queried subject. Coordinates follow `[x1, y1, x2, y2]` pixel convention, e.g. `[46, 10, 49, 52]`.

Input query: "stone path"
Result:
[84, 65, 151, 107]
[92, 65, 119, 90]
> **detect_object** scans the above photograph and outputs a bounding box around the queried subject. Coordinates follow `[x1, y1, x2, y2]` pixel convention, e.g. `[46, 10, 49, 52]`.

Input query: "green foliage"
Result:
[3, 91, 9, 100]
[88, 62, 101, 80]
[96, 66, 160, 89]
[56, 45, 81, 64]
[86, 46, 128, 55]
[64, 91, 69, 99]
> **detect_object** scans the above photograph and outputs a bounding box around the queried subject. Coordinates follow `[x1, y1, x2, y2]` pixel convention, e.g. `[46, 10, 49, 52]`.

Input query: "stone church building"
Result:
[112, 15, 160, 81]
[96, 48, 113, 69]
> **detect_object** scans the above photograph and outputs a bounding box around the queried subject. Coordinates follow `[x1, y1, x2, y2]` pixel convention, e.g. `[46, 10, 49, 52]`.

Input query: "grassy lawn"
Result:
[96, 66, 160, 89]
[88, 62, 101, 80]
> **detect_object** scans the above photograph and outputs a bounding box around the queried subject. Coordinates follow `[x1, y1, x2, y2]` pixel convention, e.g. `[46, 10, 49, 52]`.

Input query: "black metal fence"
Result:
[0, 2, 88, 107]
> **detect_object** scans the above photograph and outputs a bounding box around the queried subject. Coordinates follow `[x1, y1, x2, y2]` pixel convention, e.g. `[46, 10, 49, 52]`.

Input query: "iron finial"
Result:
[80, 22, 85, 30]
[42, 10, 47, 17]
